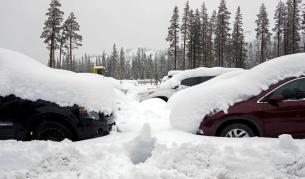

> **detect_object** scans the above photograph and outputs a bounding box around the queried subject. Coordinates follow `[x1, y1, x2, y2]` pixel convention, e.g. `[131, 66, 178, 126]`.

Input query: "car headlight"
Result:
[79, 108, 100, 120]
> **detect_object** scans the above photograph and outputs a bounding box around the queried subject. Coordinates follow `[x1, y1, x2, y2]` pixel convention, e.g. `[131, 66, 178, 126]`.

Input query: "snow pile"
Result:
[0, 48, 115, 114]
[168, 53, 305, 133]
[116, 96, 170, 132]
[160, 67, 243, 89]
[130, 135, 305, 179]
[2, 134, 305, 179]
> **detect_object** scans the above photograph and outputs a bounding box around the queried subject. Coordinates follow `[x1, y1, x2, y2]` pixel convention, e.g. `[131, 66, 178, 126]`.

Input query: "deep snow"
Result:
[0, 48, 115, 114]
[1, 82, 305, 179]
[168, 53, 305, 133]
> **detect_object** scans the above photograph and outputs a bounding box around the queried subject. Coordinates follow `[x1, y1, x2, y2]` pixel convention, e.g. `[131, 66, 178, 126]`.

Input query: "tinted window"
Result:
[181, 76, 215, 87]
[264, 78, 305, 101]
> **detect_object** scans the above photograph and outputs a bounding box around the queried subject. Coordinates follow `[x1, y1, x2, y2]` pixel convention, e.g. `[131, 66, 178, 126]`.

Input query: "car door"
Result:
[0, 95, 18, 139]
[259, 78, 305, 138]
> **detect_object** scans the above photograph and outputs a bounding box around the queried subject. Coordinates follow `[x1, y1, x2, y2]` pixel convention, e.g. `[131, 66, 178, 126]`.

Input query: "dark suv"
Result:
[199, 77, 305, 138]
[0, 95, 115, 141]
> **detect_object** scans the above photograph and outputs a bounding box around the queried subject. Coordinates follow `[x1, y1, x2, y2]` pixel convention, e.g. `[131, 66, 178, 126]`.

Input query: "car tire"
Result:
[32, 121, 74, 142]
[219, 123, 255, 138]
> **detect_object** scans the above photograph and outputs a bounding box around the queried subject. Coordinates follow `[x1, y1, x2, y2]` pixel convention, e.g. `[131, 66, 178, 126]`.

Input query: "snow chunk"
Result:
[169, 53, 305, 133]
[160, 67, 243, 89]
[279, 134, 298, 151]
[125, 123, 156, 164]
[0, 48, 115, 114]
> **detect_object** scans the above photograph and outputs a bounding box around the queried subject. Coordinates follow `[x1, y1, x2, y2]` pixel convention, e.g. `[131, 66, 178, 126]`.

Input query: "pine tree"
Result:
[255, 3, 271, 63]
[58, 27, 68, 67]
[187, 9, 194, 69]
[109, 44, 118, 78]
[166, 6, 180, 70]
[101, 52, 107, 68]
[302, 3, 305, 51]
[41, 0, 64, 68]
[273, 0, 285, 57]
[200, 2, 209, 67]
[207, 10, 217, 67]
[232, 6, 247, 68]
[63, 12, 83, 70]
[214, 0, 231, 67]
[119, 48, 126, 80]
[180, 1, 190, 70]
[286, 0, 301, 53]
[193, 9, 202, 68]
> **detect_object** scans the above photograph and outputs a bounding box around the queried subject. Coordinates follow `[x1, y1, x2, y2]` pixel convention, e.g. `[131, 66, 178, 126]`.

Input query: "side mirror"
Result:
[268, 94, 284, 105]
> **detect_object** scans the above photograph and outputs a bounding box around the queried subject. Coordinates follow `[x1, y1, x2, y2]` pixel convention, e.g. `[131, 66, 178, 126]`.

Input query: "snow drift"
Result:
[0, 48, 115, 114]
[168, 53, 305, 133]
[160, 67, 243, 89]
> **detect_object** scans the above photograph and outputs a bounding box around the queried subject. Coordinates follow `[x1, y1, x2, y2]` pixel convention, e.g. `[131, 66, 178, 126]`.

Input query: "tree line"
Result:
[40, 0, 171, 82]
[166, 0, 305, 70]
[53, 45, 170, 81]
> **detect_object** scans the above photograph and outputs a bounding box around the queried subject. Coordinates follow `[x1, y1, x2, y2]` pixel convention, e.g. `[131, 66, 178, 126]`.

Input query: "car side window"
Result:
[181, 76, 215, 87]
[264, 78, 305, 101]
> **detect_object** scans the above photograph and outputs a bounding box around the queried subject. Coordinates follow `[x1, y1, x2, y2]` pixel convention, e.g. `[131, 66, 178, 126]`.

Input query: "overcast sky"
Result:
[0, 0, 278, 64]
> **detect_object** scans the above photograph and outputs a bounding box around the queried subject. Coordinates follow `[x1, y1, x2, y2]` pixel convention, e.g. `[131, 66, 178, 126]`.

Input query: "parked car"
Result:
[138, 67, 242, 102]
[0, 48, 116, 141]
[199, 76, 305, 138]
[168, 53, 305, 138]
[0, 95, 115, 141]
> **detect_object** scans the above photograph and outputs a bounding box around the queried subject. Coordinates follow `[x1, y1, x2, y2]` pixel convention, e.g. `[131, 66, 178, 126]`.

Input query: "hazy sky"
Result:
[0, 0, 278, 64]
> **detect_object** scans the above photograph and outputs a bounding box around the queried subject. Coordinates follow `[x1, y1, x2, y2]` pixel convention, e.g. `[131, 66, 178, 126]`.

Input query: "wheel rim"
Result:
[225, 129, 250, 138]
[39, 128, 66, 141]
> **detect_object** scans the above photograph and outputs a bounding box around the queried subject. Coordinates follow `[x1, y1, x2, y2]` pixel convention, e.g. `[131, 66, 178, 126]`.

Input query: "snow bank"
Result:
[169, 53, 305, 133]
[0, 48, 115, 114]
[2, 133, 305, 179]
[160, 67, 243, 89]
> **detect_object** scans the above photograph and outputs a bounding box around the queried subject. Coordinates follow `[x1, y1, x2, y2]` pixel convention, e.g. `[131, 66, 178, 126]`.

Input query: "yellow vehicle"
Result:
[92, 66, 106, 75]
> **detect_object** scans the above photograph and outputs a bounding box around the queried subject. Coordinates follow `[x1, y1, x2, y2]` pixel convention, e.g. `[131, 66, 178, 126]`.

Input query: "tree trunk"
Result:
[70, 36, 72, 71]
[49, 33, 55, 68]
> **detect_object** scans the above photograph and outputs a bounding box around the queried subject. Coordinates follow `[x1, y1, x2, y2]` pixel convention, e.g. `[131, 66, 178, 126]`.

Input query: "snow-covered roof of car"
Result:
[167, 70, 182, 77]
[0, 48, 115, 114]
[160, 67, 243, 88]
[168, 53, 305, 133]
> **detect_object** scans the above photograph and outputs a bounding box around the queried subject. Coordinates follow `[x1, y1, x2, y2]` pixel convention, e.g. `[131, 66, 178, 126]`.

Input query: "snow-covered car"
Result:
[138, 67, 243, 102]
[161, 70, 182, 82]
[0, 49, 116, 141]
[168, 53, 305, 138]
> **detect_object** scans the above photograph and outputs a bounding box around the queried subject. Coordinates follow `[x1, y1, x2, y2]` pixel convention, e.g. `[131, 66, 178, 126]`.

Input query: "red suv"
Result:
[199, 76, 305, 138]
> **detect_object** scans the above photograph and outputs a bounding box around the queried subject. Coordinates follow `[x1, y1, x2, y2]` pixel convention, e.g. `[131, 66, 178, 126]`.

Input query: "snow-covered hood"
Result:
[168, 53, 305, 133]
[0, 48, 115, 114]
[160, 67, 243, 89]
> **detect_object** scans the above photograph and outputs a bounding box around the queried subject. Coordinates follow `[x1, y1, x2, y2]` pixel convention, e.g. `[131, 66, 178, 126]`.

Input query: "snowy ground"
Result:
[1, 82, 305, 179]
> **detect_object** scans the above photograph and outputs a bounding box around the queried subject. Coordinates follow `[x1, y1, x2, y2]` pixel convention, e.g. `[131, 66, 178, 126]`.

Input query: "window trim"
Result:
[257, 77, 305, 104]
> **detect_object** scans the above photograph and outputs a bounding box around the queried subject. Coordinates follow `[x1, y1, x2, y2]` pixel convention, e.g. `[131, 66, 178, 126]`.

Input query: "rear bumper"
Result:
[76, 114, 116, 140]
